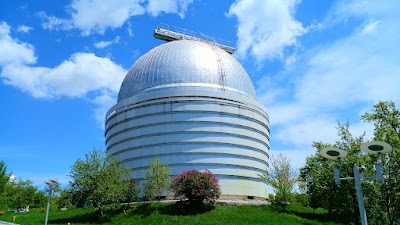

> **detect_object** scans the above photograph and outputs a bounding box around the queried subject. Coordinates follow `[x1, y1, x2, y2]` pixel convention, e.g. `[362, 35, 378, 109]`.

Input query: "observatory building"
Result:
[105, 27, 270, 199]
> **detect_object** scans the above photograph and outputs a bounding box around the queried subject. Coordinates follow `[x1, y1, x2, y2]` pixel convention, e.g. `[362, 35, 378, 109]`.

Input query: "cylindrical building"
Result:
[105, 39, 270, 199]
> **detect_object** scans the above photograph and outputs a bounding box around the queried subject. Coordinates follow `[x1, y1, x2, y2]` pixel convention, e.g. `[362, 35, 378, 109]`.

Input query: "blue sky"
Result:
[1, 0, 399, 188]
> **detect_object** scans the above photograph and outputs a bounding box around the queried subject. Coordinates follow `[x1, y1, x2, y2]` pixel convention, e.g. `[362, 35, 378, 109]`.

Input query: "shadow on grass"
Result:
[49, 210, 112, 224]
[268, 204, 336, 224]
[49, 205, 131, 224]
[159, 201, 215, 216]
[130, 203, 157, 218]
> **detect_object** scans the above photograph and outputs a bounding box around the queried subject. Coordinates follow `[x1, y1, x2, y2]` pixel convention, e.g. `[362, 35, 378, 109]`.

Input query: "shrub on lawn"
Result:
[171, 170, 220, 206]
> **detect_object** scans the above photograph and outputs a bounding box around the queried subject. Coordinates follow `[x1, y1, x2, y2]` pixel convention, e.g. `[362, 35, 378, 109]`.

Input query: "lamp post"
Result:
[319, 141, 392, 225]
[44, 180, 59, 225]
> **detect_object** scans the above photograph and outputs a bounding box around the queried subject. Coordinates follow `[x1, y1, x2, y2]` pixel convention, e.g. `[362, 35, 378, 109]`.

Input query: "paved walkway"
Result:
[216, 199, 271, 205]
[0, 221, 19, 225]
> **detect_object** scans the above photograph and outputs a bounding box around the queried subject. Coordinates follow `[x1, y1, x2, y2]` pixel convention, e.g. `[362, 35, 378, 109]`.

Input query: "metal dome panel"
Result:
[118, 40, 256, 102]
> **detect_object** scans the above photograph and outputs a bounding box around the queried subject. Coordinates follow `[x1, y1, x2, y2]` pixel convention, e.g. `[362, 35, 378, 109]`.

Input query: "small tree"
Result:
[56, 188, 73, 209]
[171, 169, 220, 206]
[124, 179, 140, 205]
[69, 148, 131, 217]
[4, 179, 39, 209]
[0, 161, 9, 194]
[144, 157, 170, 202]
[259, 153, 297, 205]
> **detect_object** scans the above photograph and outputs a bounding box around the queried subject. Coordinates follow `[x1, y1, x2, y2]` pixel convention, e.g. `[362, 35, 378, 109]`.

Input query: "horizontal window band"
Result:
[128, 162, 268, 178]
[106, 109, 270, 135]
[109, 141, 269, 159]
[106, 130, 270, 151]
[106, 120, 270, 145]
[133, 174, 268, 184]
[115, 151, 269, 167]
[106, 96, 269, 125]
[106, 101, 269, 132]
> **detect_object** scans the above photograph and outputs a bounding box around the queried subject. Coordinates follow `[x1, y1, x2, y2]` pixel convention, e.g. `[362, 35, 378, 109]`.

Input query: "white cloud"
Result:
[39, 0, 195, 35]
[39, 0, 145, 35]
[94, 36, 120, 49]
[227, 0, 307, 63]
[146, 0, 194, 18]
[255, 0, 400, 154]
[17, 25, 33, 33]
[2, 53, 126, 98]
[92, 91, 118, 127]
[0, 22, 36, 66]
[38, 12, 73, 31]
[275, 116, 338, 146]
[270, 148, 316, 170]
[69, 0, 145, 35]
[0, 21, 126, 125]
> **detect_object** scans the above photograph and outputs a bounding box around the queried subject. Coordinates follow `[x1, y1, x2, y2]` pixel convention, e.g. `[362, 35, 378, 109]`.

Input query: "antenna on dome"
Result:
[153, 23, 236, 54]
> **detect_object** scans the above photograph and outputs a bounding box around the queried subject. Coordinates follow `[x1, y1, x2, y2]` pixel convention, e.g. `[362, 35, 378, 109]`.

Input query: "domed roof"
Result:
[117, 40, 256, 102]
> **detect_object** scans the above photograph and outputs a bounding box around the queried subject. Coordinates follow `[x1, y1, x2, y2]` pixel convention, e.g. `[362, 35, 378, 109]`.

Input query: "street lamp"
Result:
[319, 141, 392, 225]
[44, 180, 59, 225]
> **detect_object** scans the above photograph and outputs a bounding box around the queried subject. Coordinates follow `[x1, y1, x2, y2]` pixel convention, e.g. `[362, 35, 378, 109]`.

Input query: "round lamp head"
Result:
[319, 147, 348, 160]
[361, 141, 392, 154]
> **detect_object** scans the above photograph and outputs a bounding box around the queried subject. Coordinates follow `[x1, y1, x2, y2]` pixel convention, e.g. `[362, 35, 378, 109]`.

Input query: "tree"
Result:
[299, 123, 365, 224]
[3, 179, 41, 209]
[56, 188, 73, 209]
[259, 153, 297, 205]
[124, 179, 140, 205]
[0, 161, 8, 194]
[362, 101, 400, 225]
[69, 148, 131, 217]
[144, 157, 170, 202]
[300, 102, 400, 225]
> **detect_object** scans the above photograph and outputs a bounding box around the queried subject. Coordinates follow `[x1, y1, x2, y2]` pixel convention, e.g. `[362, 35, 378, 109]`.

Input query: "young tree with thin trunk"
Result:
[259, 153, 297, 205]
[69, 149, 131, 218]
[144, 157, 170, 203]
[0, 161, 8, 194]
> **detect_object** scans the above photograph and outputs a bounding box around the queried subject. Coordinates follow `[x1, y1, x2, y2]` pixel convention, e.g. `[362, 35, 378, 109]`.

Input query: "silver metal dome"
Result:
[118, 40, 256, 102]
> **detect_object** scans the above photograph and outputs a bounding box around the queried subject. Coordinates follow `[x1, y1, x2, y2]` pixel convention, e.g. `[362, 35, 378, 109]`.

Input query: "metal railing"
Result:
[154, 23, 236, 54]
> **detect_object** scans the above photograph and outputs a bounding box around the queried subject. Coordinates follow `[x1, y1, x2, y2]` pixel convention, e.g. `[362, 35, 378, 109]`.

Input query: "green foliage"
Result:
[170, 170, 221, 206]
[362, 101, 400, 225]
[292, 193, 309, 207]
[268, 194, 275, 200]
[1, 179, 43, 209]
[299, 122, 365, 224]
[0, 161, 8, 194]
[69, 148, 131, 217]
[259, 153, 297, 204]
[300, 101, 400, 225]
[124, 179, 140, 204]
[144, 157, 170, 202]
[32, 190, 47, 208]
[56, 188, 73, 209]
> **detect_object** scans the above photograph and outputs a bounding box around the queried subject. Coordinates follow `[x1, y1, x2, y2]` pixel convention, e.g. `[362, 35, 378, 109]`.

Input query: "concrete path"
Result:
[0, 221, 19, 225]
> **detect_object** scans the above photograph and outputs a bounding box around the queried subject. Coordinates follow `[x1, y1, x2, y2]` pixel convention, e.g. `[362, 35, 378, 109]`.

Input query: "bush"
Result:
[56, 189, 73, 209]
[292, 193, 309, 207]
[268, 194, 275, 200]
[170, 170, 220, 206]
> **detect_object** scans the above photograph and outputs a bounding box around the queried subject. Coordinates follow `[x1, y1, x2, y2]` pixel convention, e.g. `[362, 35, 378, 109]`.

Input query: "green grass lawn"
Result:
[0, 203, 342, 225]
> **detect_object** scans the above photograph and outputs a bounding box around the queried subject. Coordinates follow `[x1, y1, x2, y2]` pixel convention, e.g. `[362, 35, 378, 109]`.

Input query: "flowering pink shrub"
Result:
[171, 170, 221, 205]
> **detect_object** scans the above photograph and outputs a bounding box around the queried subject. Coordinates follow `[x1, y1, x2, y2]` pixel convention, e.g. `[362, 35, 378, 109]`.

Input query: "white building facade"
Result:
[105, 39, 270, 199]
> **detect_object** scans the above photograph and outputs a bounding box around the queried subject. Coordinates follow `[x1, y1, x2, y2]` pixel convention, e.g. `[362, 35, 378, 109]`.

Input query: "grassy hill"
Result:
[0, 203, 342, 225]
